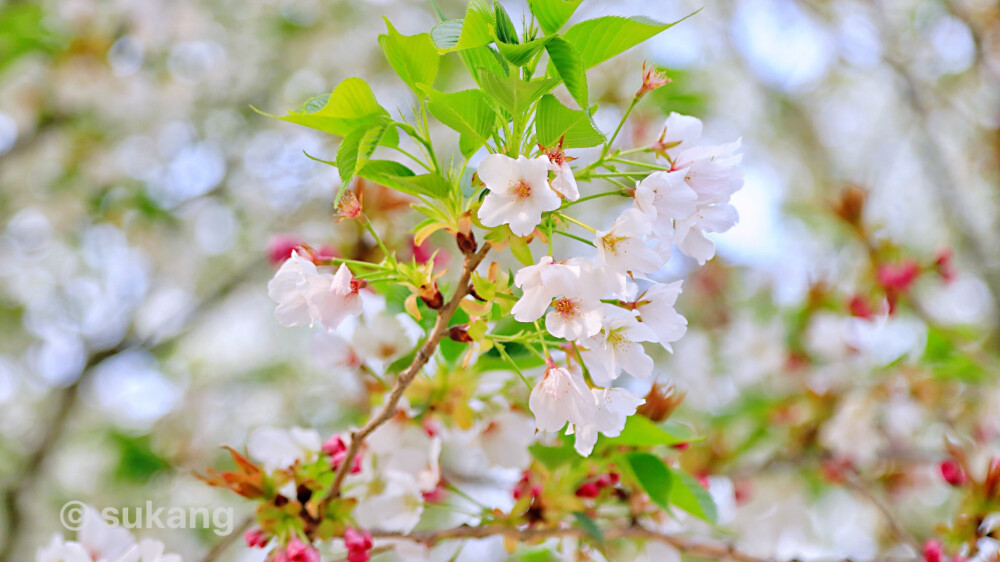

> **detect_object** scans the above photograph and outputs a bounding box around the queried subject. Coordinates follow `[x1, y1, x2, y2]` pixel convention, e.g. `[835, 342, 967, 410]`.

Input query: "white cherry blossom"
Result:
[570, 387, 645, 456]
[658, 112, 703, 160]
[477, 154, 560, 236]
[511, 256, 580, 322]
[267, 252, 362, 330]
[349, 470, 426, 533]
[676, 139, 744, 205]
[247, 426, 322, 472]
[594, 208, 663, 277]
[118, 539, 182, 562]
[633, 281, 688, 351]
[367, 417, 441, 492]
[546, 156, 579, 201]
[36, 535, 90, 562]
[632, 170, 698, 241]
[673, 203, 738, 264]
[529, 363, 596, 434]
[478, 411, 535, 469]
[544, 265, 604, 340]
[579, 305, 658, 386]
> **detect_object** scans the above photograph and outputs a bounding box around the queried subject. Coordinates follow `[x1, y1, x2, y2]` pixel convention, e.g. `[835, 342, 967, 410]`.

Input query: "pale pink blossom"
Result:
[267, 252, 362, 330]
[529, 364, 597, 434]
[511, 256, 579, 322]
[546, 156, 579, 201]
[594, 209, 663, 277]
[632, 170, 698, 242]
[477, 154, 560, 236]
[673, 203, 738, 264]
[579, 306, 657, 386]
[478, 411, 535, 469]
[633, 281, 688, 351]
[247, 426, 322, 472]
[657, 112, 703, 160]
[570, 387, 645, 455]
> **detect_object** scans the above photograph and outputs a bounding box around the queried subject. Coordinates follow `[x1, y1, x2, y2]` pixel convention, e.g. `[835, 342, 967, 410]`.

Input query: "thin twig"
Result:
[372, 524, 772, 562]
[322, 243, 491, 501]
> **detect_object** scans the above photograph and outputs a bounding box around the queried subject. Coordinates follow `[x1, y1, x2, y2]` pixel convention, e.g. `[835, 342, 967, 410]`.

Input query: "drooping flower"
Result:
[632, 170, 698, 242]
[511, 256, 580, 322]
[541, 142, 579, 201]
[267, 252, 363, 330]
[529, 363, 597, 434]
[632, 281, 688, 350]
[675, 139, 744, 205]
[570, 387, 645, 456]
[477, 154, 561, 236]
[672, 203, 739, 265]
[579, 305, 658, 386]
[247, 426, 322, 473]
[478, 411, 536, 470]
[594, 209, 663, 277]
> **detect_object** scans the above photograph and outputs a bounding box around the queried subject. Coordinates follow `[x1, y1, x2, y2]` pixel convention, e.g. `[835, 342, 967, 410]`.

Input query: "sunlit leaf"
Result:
[421, 86, 497, 153]
[562, 14, 695, 69]
[379, 18, 440, 92]
[669, 468, 717, 523]
[623, 452, 673, 511]
[545, 37, 588, 108]
[535, 94, 604, 148]
[430, 0, 494, 52]
[528, 0, 583, 35]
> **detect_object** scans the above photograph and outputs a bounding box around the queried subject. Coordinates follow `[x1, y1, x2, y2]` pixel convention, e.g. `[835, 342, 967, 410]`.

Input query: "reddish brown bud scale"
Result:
[448, 325, 473, 343]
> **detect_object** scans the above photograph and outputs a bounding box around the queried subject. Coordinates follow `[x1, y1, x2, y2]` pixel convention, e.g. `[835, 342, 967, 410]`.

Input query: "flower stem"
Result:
[557, 213, 597, 234]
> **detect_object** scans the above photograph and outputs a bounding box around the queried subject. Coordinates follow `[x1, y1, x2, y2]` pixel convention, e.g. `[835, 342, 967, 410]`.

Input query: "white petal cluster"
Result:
[518, 112, 743, 457]
[267, 250, 363, 330]
[36, 506, 180, 562]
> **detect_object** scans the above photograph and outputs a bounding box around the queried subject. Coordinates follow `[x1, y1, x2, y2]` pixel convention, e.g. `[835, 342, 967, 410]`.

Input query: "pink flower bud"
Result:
[243, 528, 269, 548]
[344, 527, 373, 552]
[321, 435, 347, 457]
[940, 459, 966, 486]
[267, 235, 304, 265]
[575, 481, 601, 498]
[923, 539, 943, 562]
[277, 538, 320, 562]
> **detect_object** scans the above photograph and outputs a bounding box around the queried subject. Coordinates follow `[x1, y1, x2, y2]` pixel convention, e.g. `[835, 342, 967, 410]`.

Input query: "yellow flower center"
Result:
[511, 179, 532, 199]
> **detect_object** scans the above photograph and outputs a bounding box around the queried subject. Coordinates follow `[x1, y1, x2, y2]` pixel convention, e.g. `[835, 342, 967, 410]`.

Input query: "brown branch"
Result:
[372, 524, 772, 562]
[323, 243, 491, 501]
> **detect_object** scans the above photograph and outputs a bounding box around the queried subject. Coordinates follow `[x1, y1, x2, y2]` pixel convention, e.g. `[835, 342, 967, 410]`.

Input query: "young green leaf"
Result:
[535, 94, 604, 148]
[421, 86, 498, 151]
[268, 77, 389, 138]
[669, 468, 718, 523]
[572, 512, 605, 547]
[602, 415, 692, 447]
[479, 71, 557, 116]
[336, 117, 394, 202]
[493, 2, 519, 45]
[544, 37, 588, 109]
[357, 160, 450, 199]
[623, 452, 673, 511]
[378, 18, 439, 92]
[529, 441, 577, 470]
[430, 0, 494, 52]
[528, 0, 583, 35]
[562, 14, 693, 69]
[460, 44, 510, 89]
[497, 37, 550, 67]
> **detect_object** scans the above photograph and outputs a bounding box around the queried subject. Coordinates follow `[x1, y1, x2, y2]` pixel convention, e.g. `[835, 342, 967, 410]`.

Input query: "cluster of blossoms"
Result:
[36, 506, 180, 562]
[481, 112, 743, 456]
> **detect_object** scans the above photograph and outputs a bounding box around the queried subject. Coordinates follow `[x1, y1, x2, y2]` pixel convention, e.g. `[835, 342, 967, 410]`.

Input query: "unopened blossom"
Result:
[350, 470, 426, 532]
[636, 61, 671, 99]
[247, 426, 322, 472]
[632, 281, 688, 350]
[477, 154, 560, 236]
[267, 252, 363, 329]
[118, 539, 182, 562]
[344, 528, 374, 562]
[267, 234, 304, 265]
[511, 256, 580, 322]
[274, 538, 321, 562]
[529, 363, 597, 434]
[570, 387, 645, 456]
[579, 305, 658, 386]
[672, 203, 738, 265]
[478, 411, 535, 469]
[595, 208, 663, 276]
[654, 112, 703, 160]
[244, 529, 269, 548]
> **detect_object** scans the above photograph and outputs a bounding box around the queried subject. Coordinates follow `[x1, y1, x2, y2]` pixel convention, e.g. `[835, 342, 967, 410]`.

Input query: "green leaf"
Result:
[528, 0, 583, 35]
[422, 86, 497, 151]
[480, 72, 557, 116]
[270, 77, 388, 138]
[335, 117, 395, 202]
[529, 441, 577, 470]
[358, 160, 450, 199]
[572, 512, 605, 547]
[535, 94, 604, 148]
[497, 37, 549, 67]
[669, 468, 717, 523]
[545, 37, 588, 108]
[624, 452, 673, 511]
[562, 14, 692, 69]
[603, 415, 692, 447]
[509, 234, 533, 266]
[379, 18, 439, 92]
[460, 44, 510, 88]
[493, 2, 519, 45]
[430, 0, 494, 52]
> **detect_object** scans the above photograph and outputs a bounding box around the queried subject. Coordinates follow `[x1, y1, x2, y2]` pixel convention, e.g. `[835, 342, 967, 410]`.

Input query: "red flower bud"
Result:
[940, 459, 966, 486]
[244, 528, 269, 548]
[575, 481, 601, 498]
[923, 539, 943, 562]
[267, 235, 305, 265]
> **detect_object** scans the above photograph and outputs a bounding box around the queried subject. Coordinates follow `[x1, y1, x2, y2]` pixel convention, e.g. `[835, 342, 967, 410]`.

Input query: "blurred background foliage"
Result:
[1, 0, 999, 560]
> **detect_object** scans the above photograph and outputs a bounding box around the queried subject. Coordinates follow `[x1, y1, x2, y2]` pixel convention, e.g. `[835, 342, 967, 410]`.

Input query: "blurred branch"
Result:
[199, 515, 253, 562]
[372, 524, 772, 562]
[841, 469, 921, 551]
[0, 261, 261, 562]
